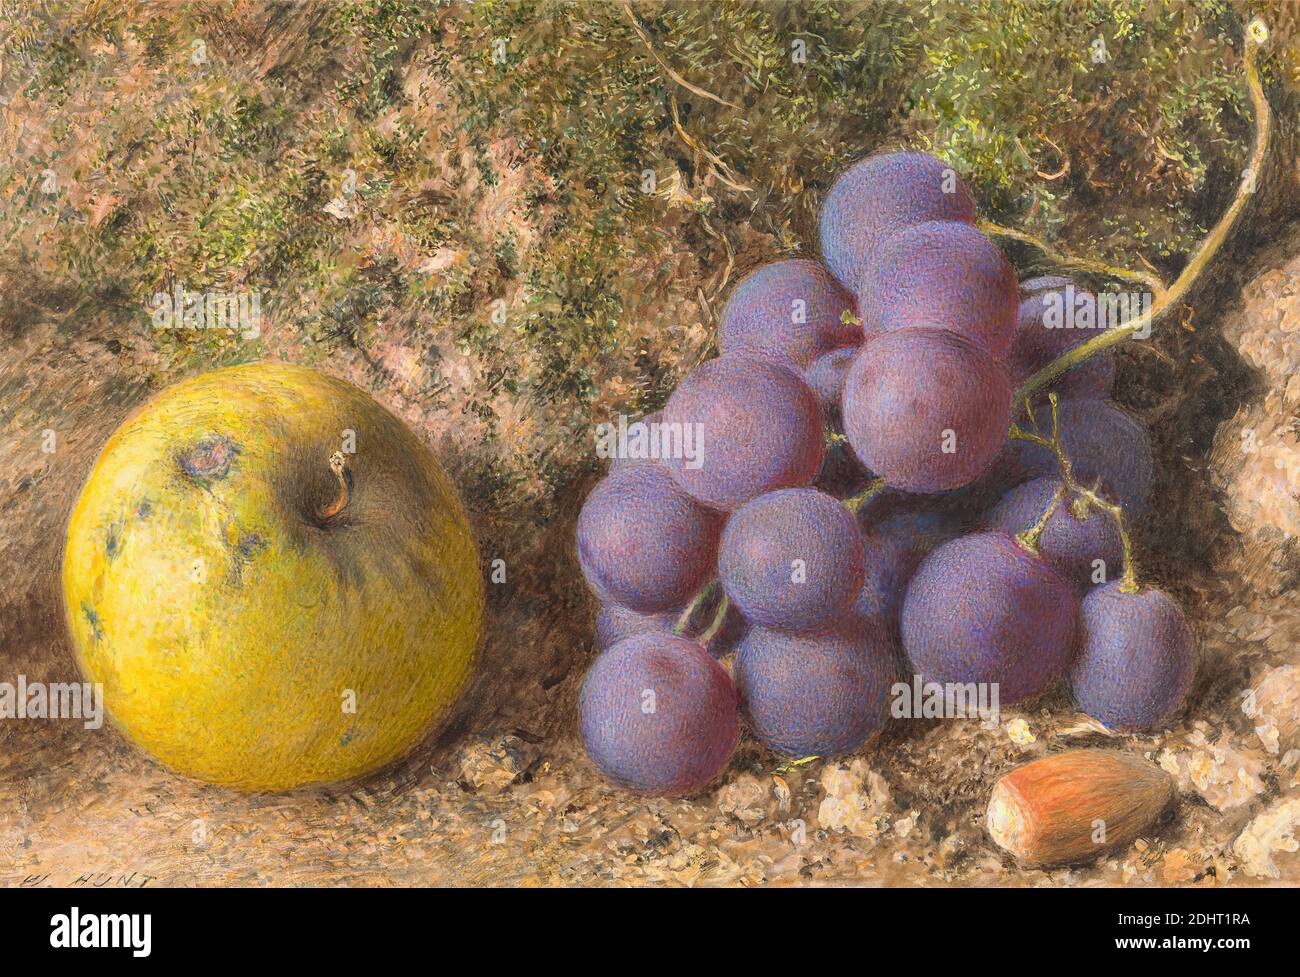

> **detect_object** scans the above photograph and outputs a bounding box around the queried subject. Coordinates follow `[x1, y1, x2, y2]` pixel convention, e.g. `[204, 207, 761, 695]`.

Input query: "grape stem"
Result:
[981, 220, 1168, 298]
[775, 755, 821, 774]
[654, 23, 1269, 653]
[673, 580, 716, 635]
[1009, 394, 1140, 593]
[1016, 481, 1066, 554]
[843, 476, 888, 514]
[1002, 21, 1271, 403]
[673, 581, 732, 648]
[698, 593, 731, 644]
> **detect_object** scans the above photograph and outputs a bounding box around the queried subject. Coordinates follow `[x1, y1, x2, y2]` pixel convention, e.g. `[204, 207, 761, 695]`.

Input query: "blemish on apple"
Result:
[234, 532, 267, 559]
[81, 602, 105, 641]
[104, 522, 122, 560]
[178, 435, 240, 483]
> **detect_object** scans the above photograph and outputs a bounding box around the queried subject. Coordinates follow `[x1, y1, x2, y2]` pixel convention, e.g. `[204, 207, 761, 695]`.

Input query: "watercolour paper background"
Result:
[2, 1, 1300, 887]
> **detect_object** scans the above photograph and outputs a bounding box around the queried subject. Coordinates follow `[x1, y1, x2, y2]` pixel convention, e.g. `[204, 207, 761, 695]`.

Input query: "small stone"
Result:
[1005, 717, 1036, 746]
[771, 775, 792, 814]
[1055, 714, 1119, 738]
[1242, 665, 1300, 756]
[1158, 730, 1266, 811]
[457, 734, 539, 792]
[816, 758, 891, 840]
[526, 789, 561, 811]
[1282, 750, 1300, 789]
[1159, 848, 1200, 884]
[1233, 795, 1300, 879]
[938, 833, 964, 864]
[717, 774, 768, 826]
[665, 843, 710, 886]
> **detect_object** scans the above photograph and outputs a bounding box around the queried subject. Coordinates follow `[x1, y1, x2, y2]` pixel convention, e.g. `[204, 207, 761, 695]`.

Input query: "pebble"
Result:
[1158, 729, 1266, 811]
[1233, 795, 1300, 879]
[1242, 664, 1300, 756]
[816, 759, 891, 840]
[717, 774, 769, 826]
[457, 734, 540, 792]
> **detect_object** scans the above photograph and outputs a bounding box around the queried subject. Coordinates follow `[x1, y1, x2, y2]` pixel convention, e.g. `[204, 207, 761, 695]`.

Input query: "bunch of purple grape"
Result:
[577, 151, 1195, 798]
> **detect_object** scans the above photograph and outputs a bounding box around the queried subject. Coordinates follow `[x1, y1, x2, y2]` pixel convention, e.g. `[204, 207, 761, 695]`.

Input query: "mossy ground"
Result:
[2, 1, 1299, 886]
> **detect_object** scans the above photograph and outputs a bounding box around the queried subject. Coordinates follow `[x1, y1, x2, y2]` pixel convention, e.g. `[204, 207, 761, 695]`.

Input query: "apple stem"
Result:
[319, 451, 350, 521]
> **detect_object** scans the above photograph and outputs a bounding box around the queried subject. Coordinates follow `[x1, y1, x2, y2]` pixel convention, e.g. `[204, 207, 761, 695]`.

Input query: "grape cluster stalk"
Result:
[1010, 394, 1138, 593]
[1002, 18, 1272, 404]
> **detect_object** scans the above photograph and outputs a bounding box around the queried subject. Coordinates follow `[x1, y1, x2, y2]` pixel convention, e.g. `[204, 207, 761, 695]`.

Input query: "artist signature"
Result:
[7, 870, 158, 888]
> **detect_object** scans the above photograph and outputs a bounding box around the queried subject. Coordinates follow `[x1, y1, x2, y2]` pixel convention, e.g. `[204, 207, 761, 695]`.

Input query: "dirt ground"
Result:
[3, 579, 1300, 888]
[3, 2, 1300, 887]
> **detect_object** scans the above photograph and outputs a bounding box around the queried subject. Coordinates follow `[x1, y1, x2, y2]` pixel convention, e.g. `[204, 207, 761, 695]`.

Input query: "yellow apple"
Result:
[62, 362, 484, 791]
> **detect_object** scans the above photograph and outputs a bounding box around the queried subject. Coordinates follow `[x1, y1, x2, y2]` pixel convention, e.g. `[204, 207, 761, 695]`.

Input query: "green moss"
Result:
[0, 0, 1286, 517]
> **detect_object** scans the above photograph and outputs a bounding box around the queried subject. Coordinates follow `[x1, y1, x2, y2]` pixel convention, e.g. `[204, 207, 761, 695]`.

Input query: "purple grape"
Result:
[720, 259, 859, 369]
[577, 464, 723, 612]
[662, 353, 824, 511]
[851, 501, 961, 630]
[1011, 398, 1153, 516]
[900, 531, 1078, 706]
[1010, 285, 1115, 399]
[985, 477, 1122, 589]
[843, 328, 1011, 494]
[858, 220, 1019, 358]
[719, 488, 865, 632]
[580, 633, 739, 795]
[734, 621, 896, 757]
[804, 346, 859, 421]
[819, 151, 976, 289]
[1069, 582, 1195, 731]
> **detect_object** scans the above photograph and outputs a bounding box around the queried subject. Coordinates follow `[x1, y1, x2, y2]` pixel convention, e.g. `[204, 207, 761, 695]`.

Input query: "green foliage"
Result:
[913, 0, 1247, 263]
